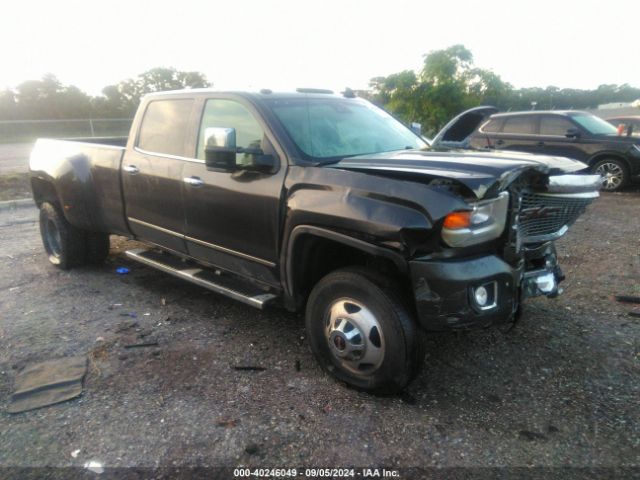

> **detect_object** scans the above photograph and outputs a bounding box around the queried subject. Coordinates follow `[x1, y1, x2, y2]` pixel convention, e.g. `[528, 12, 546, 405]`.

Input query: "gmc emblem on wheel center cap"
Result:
[520, 206, 562, 221]
[334, 335, 346, 351]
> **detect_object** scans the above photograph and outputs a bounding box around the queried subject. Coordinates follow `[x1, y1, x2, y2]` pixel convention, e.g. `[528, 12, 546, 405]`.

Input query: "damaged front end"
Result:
[410, 171, 600, 331]
[507, 173, 600, 299]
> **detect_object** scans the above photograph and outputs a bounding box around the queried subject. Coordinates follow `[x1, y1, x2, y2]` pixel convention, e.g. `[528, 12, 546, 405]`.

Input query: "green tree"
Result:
[101, 67, 211, 116]
[465, 68, 512, 109]
[371, 45, 640, 135]
[9, 74, 92, 119]
[371, 45, 480, 135]
[0, 89, 17, 120]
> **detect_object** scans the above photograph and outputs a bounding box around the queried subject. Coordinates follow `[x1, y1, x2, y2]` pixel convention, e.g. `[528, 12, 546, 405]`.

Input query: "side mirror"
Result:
[204, 127, 237, 170]
[565, 128, 581, 139]
[410, 122, 422, 136]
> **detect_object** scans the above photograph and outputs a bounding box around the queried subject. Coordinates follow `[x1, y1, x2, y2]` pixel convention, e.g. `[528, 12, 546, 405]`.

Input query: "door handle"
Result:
[495, 139, 504, 146]
[183, 176, 204, 187]
[123, 165, 139, 174]
[536, 141, 545, 147]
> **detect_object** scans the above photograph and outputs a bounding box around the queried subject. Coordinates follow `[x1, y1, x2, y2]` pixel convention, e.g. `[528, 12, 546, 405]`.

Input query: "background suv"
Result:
[433, 108, 640, 191]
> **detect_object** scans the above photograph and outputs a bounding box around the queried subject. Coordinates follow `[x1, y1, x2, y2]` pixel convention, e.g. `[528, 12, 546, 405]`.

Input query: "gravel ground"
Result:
[0, 143, 32, 175]
[0, 191, 638, 478]
[0, 173, 31, 201]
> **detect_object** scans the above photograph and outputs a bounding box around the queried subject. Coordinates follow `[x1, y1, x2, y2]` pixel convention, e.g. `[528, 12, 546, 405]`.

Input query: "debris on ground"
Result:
[518, 430, 548, 442]
[233, 366, 266, 371]
[123, 341, 159, 349]
[87, 336, 120, 376]
[71, 449, 81, 458]
[115, 267, 130, 275]
[614, 295, 640, 304]
[628, 308, 640, 318]
[216, 418, 239, 428]
[7, 356, 87, 414]
[119, 312, 137, 318]
[115, 320, 139, 333]
[295, 360, 301, 372]
[84, 460, 104, 474]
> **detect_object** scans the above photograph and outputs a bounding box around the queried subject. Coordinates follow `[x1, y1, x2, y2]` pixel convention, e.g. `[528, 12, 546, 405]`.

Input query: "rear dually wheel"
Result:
[39, 202, 110, 269]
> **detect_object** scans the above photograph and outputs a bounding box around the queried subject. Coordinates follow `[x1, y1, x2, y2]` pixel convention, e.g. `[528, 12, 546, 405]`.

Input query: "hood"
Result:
[327, 149, 588, 199]
[431, 106, 498, 148]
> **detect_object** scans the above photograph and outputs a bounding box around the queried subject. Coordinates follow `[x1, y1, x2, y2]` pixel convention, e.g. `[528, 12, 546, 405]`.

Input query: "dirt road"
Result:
[0, 143, 32, 175]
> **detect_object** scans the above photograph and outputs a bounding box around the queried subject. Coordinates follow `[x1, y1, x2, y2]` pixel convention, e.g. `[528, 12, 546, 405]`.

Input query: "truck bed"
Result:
[29, 137, 130, 236]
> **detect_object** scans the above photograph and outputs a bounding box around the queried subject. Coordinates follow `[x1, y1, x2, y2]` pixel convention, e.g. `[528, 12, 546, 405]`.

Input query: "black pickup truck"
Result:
[29, 89, 600, 392]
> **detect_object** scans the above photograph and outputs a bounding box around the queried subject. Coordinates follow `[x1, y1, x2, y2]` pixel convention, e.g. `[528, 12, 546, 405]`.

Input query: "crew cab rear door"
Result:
[180, 96, 286, 286]
[121, 97, 197, 253]
[490, 114, 544, 154]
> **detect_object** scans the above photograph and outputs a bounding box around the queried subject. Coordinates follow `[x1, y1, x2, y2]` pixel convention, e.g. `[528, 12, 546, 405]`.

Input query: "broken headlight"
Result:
[441, 192, 509, 247]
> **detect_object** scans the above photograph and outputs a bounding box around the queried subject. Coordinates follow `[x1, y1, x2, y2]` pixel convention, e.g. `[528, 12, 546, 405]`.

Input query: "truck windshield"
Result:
[267, 97, 427, 161]
[571, 114, 619, 135]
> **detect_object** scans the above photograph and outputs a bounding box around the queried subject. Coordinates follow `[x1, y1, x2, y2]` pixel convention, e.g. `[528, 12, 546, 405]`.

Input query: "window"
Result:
[481, 118, 504, 133]
[266, 98, 426, 161]
[197, 99, 264, 165]
[502, 116, 536, 135]
[137, 99, 194, 156]
[540, 116, 574, 136]
[571, 114, 618, 135]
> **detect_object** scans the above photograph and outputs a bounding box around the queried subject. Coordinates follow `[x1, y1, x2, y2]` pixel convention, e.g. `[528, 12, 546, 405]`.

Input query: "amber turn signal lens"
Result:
[443, 211, 472, 230]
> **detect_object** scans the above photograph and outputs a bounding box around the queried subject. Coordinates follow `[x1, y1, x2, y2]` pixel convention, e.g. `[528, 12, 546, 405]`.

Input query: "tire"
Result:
[592, 158, 629, 192]
[305, 267, 425, 394]
[85, 231, 110, 264]
[39, 202, 87, 269]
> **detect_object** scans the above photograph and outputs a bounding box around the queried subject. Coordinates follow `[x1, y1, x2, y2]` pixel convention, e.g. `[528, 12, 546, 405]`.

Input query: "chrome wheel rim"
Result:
[325, 298, 385, 375]
[45, 219, 62, 257]
[596, 162, 624, 191]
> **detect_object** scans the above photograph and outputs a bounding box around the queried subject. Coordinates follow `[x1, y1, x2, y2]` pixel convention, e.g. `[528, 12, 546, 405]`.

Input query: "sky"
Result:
[1, 0, 638, 96]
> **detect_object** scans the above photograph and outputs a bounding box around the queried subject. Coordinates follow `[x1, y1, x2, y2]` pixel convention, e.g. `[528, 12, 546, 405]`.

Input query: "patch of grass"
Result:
[0, 173, 32, 201]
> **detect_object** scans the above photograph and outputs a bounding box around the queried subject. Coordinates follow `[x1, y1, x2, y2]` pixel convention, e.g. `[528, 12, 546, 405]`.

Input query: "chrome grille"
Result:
[518, 191, 595, 243]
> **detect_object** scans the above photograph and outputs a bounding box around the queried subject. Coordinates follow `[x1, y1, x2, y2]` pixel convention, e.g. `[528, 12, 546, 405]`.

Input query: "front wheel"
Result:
[593, 158, 629, 192]
[305, 267, 425, 393]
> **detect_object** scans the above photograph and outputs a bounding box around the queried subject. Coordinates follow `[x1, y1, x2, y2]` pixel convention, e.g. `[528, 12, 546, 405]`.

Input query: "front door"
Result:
[537, 115, 589, 162]
[181, 97, 286, 286]
[122, 98, 196, 253]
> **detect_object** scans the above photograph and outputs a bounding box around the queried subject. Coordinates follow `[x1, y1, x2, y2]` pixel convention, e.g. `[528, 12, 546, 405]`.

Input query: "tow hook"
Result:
[521, 264, 564, 299]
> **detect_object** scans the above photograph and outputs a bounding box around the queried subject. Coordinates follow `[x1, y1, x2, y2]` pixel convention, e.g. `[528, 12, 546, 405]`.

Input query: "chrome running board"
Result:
[125, 248, 277, 309]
